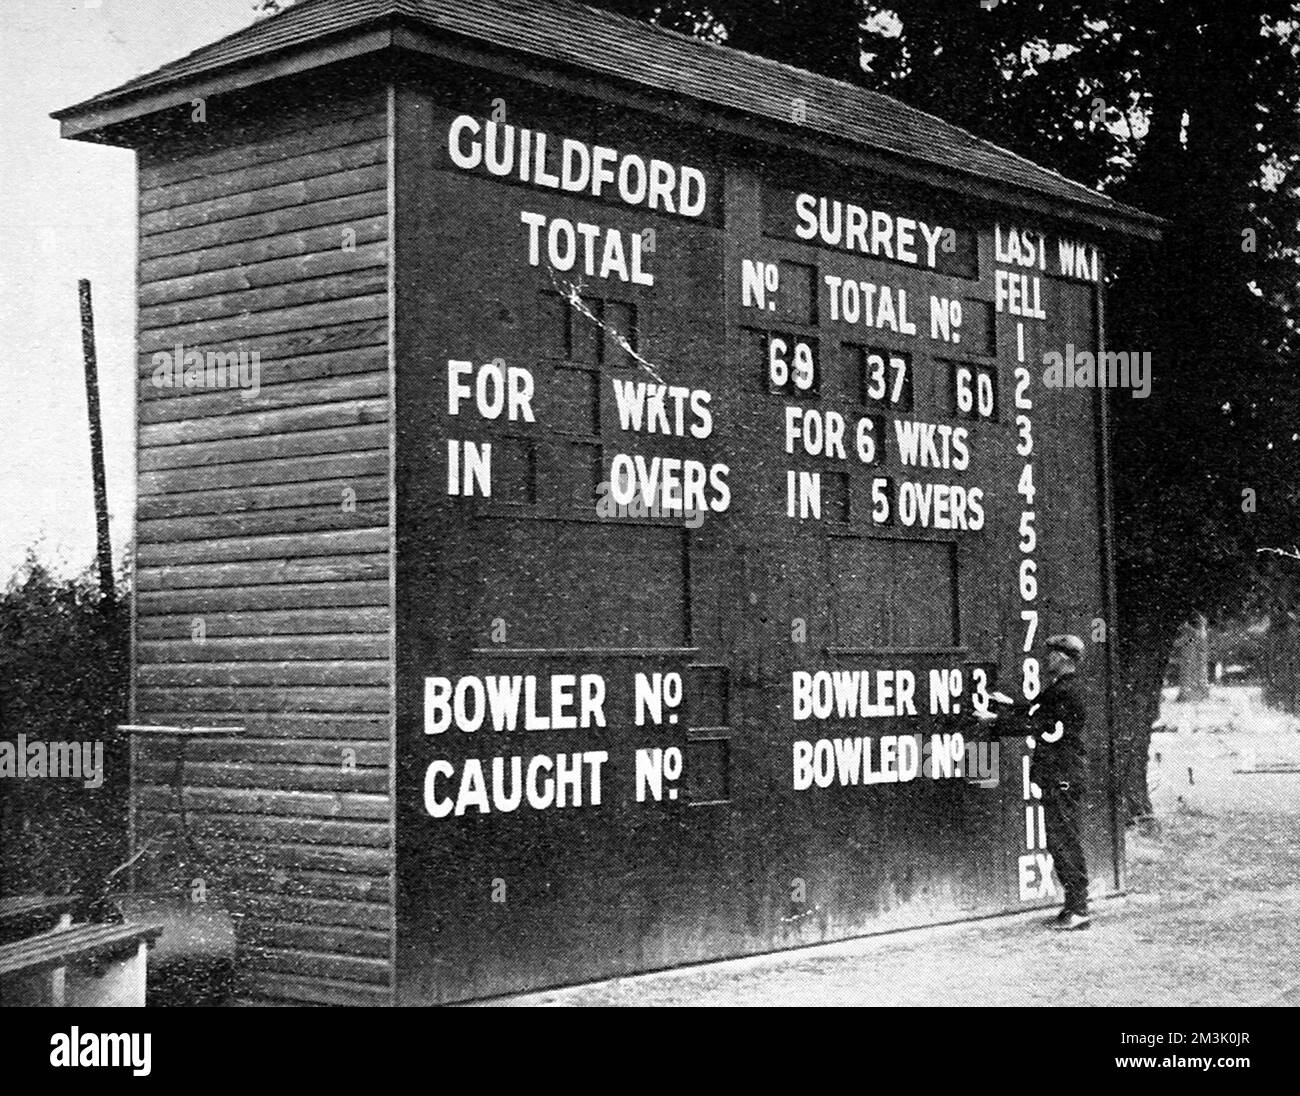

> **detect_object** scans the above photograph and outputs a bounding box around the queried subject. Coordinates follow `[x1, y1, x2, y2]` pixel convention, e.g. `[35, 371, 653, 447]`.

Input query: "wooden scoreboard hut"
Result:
[56, 0, 1162, 1005]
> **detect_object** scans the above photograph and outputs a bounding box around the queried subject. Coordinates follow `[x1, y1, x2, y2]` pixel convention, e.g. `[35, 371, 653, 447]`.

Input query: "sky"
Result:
[0, 0, 274, 583]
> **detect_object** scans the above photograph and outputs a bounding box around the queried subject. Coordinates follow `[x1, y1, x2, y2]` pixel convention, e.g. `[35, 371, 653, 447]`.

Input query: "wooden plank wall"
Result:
[132, 85, 394, 1006]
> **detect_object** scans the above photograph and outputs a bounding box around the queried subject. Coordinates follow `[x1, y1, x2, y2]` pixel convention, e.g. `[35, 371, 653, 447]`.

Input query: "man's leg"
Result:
[1044, 781, 1088, 916]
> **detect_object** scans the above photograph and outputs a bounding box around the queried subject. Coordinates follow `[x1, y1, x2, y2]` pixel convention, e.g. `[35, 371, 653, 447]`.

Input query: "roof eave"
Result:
[52, 21, 398, 141]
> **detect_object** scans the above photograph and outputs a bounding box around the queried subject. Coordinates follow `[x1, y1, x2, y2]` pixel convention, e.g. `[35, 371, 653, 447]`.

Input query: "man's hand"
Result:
[972, 690, 1014, 717]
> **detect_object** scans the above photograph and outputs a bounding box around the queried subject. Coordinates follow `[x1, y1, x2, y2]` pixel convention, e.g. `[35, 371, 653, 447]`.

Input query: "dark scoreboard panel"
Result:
[394, 71, 1114, 1004]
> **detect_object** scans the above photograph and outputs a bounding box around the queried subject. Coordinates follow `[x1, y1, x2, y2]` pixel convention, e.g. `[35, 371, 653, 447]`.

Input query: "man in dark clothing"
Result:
[980, 634, 1091, 929]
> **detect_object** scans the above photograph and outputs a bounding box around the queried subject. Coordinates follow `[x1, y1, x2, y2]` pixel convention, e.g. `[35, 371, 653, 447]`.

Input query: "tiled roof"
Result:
[54, 0, 1161, 230]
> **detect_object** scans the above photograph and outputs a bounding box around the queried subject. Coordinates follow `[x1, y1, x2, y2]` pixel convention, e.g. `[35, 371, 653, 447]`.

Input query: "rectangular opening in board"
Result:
[537, 291, 639, 369]
[569, 441, 604, 509]
[478, 522, 689, 649]
[553, 366, 601, 436]
[686, 737, 730, 805]
[690, 665, 730, 728]
[830, 537, 959, 650]
[495, 437, 538, 505]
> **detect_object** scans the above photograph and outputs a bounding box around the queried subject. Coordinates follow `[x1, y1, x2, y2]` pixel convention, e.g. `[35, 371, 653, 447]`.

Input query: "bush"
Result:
[0, 553, 130, 898]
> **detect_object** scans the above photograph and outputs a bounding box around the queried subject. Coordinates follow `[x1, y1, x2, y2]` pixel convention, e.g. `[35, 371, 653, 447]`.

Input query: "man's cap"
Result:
[1046, 634, 1086, 660]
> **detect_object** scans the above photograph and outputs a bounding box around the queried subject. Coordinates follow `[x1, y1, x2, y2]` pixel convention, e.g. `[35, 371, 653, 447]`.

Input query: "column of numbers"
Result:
[1015, 321, 1050, 897]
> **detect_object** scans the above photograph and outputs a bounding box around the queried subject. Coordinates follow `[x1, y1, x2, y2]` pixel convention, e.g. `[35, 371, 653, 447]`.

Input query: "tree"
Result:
[711, 0, 866, 81]
[1092, 2, 1299, 820]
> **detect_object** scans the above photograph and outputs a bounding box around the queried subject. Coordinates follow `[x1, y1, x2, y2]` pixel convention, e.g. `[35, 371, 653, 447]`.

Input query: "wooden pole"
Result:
[79, 278, 115, 608]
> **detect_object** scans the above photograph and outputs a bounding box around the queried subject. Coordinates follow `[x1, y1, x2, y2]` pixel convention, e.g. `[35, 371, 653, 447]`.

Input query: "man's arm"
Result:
[979, 687, 1063, 740]
[970, 692, 1032, 737]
